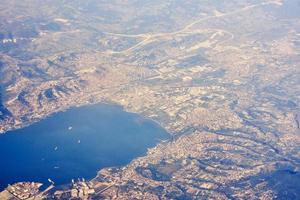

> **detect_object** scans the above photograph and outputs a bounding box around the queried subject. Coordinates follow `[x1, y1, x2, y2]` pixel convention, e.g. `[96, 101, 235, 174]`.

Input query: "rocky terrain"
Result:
[0, 0, 300, 199]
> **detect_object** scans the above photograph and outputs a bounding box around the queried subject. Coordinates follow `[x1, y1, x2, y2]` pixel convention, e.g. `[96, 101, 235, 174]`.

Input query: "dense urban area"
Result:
[0, 0, 300, 199]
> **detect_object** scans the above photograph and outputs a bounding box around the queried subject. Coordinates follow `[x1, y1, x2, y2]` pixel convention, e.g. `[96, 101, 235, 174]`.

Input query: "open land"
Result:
[0, 0, 300, 199]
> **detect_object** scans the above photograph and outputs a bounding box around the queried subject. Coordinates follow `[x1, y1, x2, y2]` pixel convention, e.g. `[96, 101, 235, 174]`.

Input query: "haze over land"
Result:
[0, 0, 300, 199]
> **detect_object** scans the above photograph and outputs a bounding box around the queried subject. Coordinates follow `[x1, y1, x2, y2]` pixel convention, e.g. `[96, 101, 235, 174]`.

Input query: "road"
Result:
[102, 1, 278, 54]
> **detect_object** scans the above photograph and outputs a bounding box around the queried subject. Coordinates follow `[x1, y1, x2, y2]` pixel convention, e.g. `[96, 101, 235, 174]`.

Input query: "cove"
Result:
[0, 104, 169, 191]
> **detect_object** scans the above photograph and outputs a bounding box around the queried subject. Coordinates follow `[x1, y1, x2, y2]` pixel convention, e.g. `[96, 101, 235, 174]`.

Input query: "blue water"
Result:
[0, 104, 169, 190]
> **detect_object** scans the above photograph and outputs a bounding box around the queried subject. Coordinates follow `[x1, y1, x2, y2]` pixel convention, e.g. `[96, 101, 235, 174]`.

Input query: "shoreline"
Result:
[0, 101, 172, 193]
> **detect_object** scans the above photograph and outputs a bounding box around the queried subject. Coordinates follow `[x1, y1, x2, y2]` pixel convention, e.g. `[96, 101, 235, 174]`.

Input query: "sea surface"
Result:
[0, 104, 169, 190]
